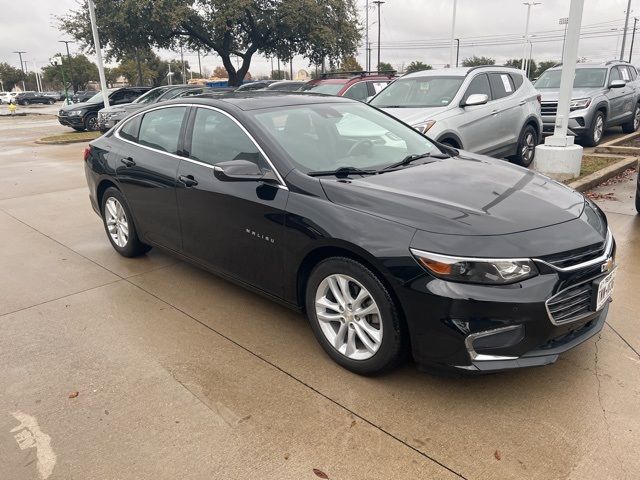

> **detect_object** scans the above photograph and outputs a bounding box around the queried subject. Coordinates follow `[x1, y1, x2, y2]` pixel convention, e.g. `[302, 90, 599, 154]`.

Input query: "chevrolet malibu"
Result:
[83, 93, 616, 375]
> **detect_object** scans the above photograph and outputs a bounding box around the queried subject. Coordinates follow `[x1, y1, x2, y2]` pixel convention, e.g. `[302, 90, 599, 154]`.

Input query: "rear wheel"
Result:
[101, 187, 151, 257]
[622, 103, 640, 134]
[47, 99, 55, 105]
[513, 124, 538, 167]
[305, 257, 406, 375]
[581, 111, 605, 147]
[22, 99, 30, 105]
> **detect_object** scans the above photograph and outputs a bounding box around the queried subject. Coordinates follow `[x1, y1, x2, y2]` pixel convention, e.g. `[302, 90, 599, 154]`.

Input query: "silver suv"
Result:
[535, 61, 640, 146]
[369, 66, 543, 166]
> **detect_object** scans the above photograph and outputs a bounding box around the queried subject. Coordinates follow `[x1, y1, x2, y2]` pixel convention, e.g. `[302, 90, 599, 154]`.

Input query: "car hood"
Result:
[538, 88, 601, 101]
[379, 106, 451, 126]
[99, 103, 141, 115]
[320, 152, 585, 236]
[60, 101, 101, 112]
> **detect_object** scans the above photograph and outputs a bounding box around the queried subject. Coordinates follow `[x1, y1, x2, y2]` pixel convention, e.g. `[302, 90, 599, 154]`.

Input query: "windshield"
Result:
[134, 88, 167, 104]
[87, 90, 115, 103]
[251, 102, 437, 173]
[370, 76, 464, 108]
[535, 68, 607, 88]
[299, 83, 345, 96]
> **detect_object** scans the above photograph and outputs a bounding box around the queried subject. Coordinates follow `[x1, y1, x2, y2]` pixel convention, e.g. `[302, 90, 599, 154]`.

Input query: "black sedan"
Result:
[84, 93, 616, 375]
[15, 91, 55, 105]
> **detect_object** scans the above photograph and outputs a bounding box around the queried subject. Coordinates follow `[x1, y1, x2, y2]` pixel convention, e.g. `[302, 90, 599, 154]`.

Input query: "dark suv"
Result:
[15, 91, 56, 105]
[58, 87, 150, 131]
[300, 71, 397, 102]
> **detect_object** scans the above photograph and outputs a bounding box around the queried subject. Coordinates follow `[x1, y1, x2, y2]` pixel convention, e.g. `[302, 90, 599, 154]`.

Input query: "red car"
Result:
[300, 71, 396, 102]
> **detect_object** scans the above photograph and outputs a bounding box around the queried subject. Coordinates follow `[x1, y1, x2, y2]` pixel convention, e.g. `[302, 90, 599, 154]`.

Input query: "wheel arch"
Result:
[96, 178, 120, 212]
[435, 132, 463, 149]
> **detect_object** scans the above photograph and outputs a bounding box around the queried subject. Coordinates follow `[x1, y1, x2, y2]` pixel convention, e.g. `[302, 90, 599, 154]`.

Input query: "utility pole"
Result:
[559, 17, 569, 61]
[365, 0, 369, 71]
[455, 38, 460, 67]
[629, 17, 639, 62]
[373, 1, 384, 71]
[621, 0, 633, 60]
[87, 0, 109, 108]
[197, 49, 202, 77]
[449, 0, 457, 68]
[180, 43, 186, 83]
[13, 51, 26, 73]
[521, 2, 541, 71]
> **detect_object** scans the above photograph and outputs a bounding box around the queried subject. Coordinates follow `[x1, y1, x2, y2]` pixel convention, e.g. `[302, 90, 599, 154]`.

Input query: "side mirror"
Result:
[461, 93, 489, 107]
[214, 159, 276, 183]
[609, 79, 626, 89]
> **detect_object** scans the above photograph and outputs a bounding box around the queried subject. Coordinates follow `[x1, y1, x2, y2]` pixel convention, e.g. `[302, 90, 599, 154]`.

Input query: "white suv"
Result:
[0, 92, 18, 104]
[369, 66, 543, 166]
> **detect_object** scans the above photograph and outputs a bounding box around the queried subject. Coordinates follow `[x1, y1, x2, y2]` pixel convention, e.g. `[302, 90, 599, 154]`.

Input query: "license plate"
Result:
[594, 269, 616, 311]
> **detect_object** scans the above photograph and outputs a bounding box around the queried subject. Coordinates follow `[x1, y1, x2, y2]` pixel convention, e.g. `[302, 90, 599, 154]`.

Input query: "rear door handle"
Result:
[491, 110, 499, 116]
[178, 174, 198, 187]
[120, 157, 135, 167]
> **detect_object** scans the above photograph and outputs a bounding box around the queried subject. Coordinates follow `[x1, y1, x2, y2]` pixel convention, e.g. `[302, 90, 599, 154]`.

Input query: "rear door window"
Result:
[137, 106, 187, 154]
[343, 82, 370, 101]
[462, 73, 492, 104]
[488, 73, 515, 99]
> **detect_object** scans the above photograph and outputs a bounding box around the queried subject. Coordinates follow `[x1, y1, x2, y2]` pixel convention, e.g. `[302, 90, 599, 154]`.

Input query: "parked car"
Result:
[0, 91, 18, 104]
[535, 61, 640, 146]
[97, 85, 224, 131]
[43, 91, 65, 101]
[84, 92, 615, 375]
[59, 87, 150, 131]
[15, 91, 56, 105]
[72, 90, 97, 103]
[235, 80, 278, 91]
[263, 80, 307, 92]
[300, 71, 396, 102]
[369, 66, 542, 166]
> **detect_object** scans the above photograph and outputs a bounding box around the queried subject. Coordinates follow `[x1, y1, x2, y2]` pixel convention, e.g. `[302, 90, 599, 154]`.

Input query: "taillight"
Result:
[536, 94, 542, 105]
[83, 146, 91, 162]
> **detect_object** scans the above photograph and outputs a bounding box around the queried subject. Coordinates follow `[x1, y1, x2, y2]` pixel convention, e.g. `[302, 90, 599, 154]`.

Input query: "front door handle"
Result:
[491, 110, 499, 116]
[178, 174, 198, 187]
[518, 100, 526, 106]
[120, 157, 136, 167]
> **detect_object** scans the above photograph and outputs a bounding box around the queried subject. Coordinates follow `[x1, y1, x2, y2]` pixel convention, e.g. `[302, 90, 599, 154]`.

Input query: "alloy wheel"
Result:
[634, 106, 640, 130]
[594, 115, 604, 143]
[521, 132, 536, 164]
[105, 197, 129, 248]
[314, 274, 383, 360]
[87, 116, 99, 131]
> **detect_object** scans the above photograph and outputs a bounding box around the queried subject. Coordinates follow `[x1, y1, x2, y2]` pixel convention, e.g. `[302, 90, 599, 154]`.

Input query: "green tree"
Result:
[535, 60, 557, 78]
[213, 66, 228, 78]
[461, 56, 495, 67]
[59, 0, 361, 87]
[0, 63, 25, 91]
[377, 62, 394, 73]
[339, 56, 363, 72]
[271, 70, 289, 80]
[405, 61, 432, 74]
[503, 58, 537, 79]
[41, 54, 98, 92]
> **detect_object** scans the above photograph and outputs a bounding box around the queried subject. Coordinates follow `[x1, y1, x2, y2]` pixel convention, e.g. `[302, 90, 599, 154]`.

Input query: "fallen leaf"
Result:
[68, 391, 79, 399]
[350, 420, 356, 428]
[313, 468, 329, 479]
[494, 450, 501, 461]
[284, 453, 290, 460]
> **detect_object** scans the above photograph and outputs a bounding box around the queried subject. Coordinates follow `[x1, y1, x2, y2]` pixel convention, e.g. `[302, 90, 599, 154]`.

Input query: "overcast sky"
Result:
[0, 0, 637, 78]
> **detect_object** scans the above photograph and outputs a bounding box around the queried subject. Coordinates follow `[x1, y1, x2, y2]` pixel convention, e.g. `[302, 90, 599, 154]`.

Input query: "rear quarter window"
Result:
[510, 73, 524, 89]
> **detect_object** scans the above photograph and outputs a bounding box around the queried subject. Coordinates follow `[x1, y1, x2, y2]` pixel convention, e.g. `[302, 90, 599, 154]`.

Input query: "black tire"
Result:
[513, 124, 538, 167]
[48, 99, 55, 105]
[305, 257, 407, 375]
[22, 99, 30, 105]
[84, 113, 98, 131]
[71, 126, 85, 132]
[100, 187, 151, 257]
[622, 103, 640, 134]
[581, 110, 605, 147]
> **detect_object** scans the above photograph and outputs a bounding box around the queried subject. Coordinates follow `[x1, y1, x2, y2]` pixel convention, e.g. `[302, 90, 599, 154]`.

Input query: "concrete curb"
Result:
[568, 157, 638, 192]
[594, 131, 640, 156]
[35, 137, 96, 145]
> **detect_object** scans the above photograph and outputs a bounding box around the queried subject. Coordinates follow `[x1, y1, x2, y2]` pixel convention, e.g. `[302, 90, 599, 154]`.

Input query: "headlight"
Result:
[70, 110, 84, 116]
[569, 98, 591, 111]
[410, 249, 538, 285]
[412, 120, 436, 134]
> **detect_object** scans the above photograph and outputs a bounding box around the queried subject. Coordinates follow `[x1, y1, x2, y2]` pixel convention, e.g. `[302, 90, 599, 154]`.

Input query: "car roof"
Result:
[401, 66, 524, 79]
[165, 91, 357, 111]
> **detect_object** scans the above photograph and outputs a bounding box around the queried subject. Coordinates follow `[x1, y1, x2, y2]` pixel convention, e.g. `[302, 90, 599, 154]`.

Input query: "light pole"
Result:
[365, 0, 369, 71]
[621, 0, 633, 60]
[521, 2, 541, 71]
[13, 51, 26, 73]
[559, 17, 569, 61]
[87, 0, 109, 108]
[455, 38, 460, 67]
[449, 0, 457, 68]
[630, 17, 639, 62]
[373, 1, 384, 71]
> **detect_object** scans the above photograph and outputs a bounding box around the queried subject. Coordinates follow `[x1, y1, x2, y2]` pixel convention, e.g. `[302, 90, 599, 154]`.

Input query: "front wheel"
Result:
[22, 99, 30, 105]
[622, 104, 640, 134]
[581, 111, 605, 147]
[513, 124, 538, 167]
[48, 99, 55, 105]
[84, 113, 98, 131]
[305, 257, 406, 375]
[101, 187, 151, 257]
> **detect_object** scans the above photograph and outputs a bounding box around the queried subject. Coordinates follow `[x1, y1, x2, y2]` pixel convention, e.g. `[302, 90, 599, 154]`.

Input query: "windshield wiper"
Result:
[307, 166, 378, 177]
[379, 152, 447, 172]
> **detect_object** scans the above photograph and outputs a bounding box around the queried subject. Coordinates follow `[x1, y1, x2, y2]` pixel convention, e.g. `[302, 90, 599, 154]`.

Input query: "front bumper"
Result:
[97, 113, 122, 131]
[401, 255, 615, 373]
[541, 111, 591, 136]
[58, 114, 85, 128]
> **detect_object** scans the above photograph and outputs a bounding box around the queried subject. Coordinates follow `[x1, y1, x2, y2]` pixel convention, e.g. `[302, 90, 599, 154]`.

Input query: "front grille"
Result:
[541, 101, 558, 116]
[538, 241, 606, 269]
[546, 281, 594, 325]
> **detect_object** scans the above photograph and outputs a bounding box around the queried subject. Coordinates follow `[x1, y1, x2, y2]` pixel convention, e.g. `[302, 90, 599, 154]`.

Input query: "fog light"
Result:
[465, 325, 524, 361]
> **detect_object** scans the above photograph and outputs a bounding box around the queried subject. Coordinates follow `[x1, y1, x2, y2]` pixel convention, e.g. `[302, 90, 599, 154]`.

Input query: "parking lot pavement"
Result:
[1, 116, 639, 480]
[0, 102, 62, 117]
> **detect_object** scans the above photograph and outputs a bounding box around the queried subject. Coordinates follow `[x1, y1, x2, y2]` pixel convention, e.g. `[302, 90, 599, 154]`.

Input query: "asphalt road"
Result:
[0, 115, 639, 480]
